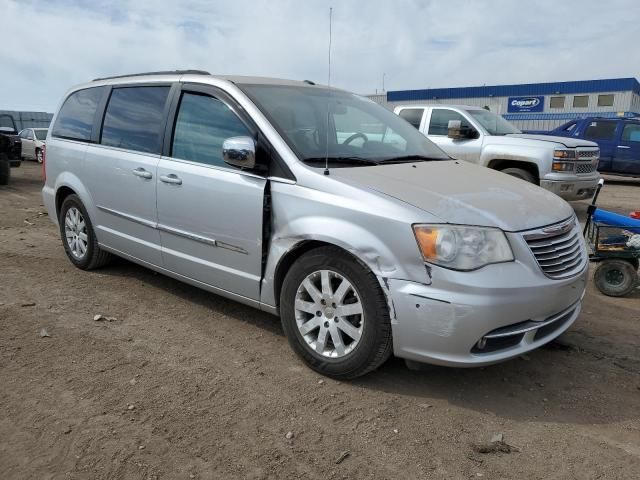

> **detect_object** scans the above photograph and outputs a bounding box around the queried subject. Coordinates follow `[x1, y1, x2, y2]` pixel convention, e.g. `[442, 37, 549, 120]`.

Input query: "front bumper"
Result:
[540, 175, 600, 201]
[387, 252, 588, 367]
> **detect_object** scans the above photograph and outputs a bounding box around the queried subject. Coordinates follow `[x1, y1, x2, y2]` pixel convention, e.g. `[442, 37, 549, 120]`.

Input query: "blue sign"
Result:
[507, 96, 544, 113]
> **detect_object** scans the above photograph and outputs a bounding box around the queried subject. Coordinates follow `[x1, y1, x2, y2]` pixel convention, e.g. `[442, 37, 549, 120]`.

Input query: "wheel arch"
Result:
[486, 159, 540, 183]
[52, 172, 98, 226]
[272, 240, 372, 312]
[55, 185, 77, 217]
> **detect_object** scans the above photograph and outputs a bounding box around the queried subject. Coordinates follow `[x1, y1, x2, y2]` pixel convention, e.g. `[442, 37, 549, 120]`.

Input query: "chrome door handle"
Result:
[617, 145, 630, 149]
[132, 168, 152, 179]
[159, 174, 182, 185]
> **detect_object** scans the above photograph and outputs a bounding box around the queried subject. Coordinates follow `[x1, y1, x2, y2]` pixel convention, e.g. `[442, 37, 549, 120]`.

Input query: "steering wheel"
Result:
[342, 132, 368, 145]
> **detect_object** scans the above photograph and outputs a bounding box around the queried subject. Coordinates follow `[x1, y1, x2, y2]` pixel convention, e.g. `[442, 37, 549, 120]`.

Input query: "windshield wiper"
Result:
[377, 155, 444, 164]
[302, 156, 378, 166]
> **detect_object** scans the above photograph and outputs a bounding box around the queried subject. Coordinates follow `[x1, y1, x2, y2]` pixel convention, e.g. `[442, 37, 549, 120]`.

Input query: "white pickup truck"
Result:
[394, 104, 601, 201]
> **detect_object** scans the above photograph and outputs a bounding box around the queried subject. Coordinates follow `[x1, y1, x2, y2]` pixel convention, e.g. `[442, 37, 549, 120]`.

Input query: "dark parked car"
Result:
[0, 114, 22, 185]
[541, 117, 640, 176]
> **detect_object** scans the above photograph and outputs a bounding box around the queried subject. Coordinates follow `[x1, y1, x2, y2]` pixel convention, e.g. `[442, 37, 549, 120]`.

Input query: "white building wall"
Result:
[367, 90, 636, 131]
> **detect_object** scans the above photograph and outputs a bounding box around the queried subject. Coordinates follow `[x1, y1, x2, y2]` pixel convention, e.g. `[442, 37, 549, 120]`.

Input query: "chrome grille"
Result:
[523, 218, 587, 279]
[577, 149, 599, 159]
[576, 162, 597, 174]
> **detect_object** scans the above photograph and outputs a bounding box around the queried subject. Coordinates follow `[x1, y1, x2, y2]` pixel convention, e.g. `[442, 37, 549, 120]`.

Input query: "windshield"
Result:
[468, 109, 521, 135]
[34, 129, 48, 140]
[240, 84, 450, 166]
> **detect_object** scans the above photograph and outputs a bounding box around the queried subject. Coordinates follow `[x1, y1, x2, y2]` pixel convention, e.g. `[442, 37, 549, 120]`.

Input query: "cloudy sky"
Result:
[1, 0, 638, 112]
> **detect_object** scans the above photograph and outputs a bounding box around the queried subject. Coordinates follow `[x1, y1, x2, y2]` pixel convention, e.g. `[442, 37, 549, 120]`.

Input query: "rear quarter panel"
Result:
[42, 138, 91, 227]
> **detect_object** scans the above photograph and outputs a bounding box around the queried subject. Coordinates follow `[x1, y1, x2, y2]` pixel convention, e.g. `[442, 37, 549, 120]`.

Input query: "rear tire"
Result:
[280, 246, 393, 379]
[59, 194, 112, 270]
[594, 259, 637, 297]
[501, 167, 536, 184]
[0, 156, 10, 185]
[36, 148, 43, 164]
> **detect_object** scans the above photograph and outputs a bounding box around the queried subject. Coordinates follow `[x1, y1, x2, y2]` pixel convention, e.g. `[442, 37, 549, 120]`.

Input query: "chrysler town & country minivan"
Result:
[43, 71, 588, 378]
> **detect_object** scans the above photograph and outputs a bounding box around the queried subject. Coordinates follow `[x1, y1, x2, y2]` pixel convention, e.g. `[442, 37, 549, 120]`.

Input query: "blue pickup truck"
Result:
[538, 117, 640, 176]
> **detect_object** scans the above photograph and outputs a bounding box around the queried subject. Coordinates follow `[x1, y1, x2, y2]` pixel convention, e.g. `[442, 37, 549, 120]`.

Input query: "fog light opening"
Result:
[476, 337, 487, 350]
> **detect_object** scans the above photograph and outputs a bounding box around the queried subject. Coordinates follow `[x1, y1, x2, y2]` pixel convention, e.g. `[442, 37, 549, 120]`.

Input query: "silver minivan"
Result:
[43, 71, 588, 378]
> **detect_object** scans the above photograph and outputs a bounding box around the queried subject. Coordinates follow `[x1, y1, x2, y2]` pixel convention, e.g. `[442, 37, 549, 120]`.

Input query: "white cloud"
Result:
[0, 0, 638, 111]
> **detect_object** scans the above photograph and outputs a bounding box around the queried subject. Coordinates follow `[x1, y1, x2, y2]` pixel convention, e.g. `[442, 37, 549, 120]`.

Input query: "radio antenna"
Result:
[324, 7, 333, 176]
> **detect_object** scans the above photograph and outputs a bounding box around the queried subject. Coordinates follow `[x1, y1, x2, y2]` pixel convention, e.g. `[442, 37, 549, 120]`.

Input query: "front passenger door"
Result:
[426, 109, 481, 163]
[21, 129, 36, 159]
[613, 123, 640, 175]
[583, 120, 619, 172]
[157, 86, 266, 301]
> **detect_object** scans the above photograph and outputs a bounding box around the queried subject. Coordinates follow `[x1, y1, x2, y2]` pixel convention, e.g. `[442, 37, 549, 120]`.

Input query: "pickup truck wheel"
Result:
[501, 167, 535, 184]
[280, 246, 392, 379]
[594, 259, 637, 297]
[59, 194, 112, 270]
[0, 155, 10, 185]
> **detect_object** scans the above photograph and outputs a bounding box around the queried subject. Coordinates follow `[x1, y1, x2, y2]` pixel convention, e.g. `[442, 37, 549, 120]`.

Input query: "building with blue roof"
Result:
[368, 78, 640, 131]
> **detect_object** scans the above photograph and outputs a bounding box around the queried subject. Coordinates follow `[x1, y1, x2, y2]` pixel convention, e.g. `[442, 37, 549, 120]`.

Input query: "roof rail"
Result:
[92, 70, 211, 82]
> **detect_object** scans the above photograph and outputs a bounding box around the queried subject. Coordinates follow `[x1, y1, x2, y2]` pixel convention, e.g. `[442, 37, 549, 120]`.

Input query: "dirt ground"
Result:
[1, 162, 639, 480]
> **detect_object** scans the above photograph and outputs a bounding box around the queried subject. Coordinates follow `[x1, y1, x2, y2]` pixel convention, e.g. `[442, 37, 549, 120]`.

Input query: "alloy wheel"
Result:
[294, 269, 364, 358]
[64, 207, 88, 259]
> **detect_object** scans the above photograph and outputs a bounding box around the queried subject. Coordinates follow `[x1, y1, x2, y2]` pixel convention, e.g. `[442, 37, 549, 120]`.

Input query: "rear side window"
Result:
[101, 86, 170, 154]
[398, 108, 424, 129]
[584, 121, 617, 140]
[171, 92, 251, 168]
[52, 87, 106, 141]
[428, 109, 471, 135]
[622, 123, 640, 143]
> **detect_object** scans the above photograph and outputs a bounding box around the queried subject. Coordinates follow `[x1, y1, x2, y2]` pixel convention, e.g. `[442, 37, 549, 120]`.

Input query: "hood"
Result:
[333, 161, 573, 232]
[506, 133, 597, 148]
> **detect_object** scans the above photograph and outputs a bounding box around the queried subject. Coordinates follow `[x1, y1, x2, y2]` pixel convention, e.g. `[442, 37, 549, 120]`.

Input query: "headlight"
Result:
[553, 149, 577, 159]
[413, 225, 514, 271]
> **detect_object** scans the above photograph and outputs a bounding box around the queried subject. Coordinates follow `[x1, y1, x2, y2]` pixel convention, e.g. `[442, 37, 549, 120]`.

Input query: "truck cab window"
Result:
[398, 108, 424, 129]
[584, 121, 617, 140]
[622, 123, 640, 143]
[428, 109, 471, 136]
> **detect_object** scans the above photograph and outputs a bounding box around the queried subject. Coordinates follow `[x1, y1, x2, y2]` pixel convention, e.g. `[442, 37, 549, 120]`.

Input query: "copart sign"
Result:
[507, 96, 544, 113]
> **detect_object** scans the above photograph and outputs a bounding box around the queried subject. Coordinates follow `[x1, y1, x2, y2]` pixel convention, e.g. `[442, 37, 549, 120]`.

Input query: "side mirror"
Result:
[447, 120, 477, 140]
[222, 136, 256, 169]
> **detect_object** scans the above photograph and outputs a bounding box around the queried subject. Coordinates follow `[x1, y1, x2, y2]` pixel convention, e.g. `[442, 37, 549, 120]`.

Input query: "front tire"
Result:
[594, 259, 638, 297]
[280, 246, 392, 379]
[59, 194, 112, 270]
[36, 148, 43, 163]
